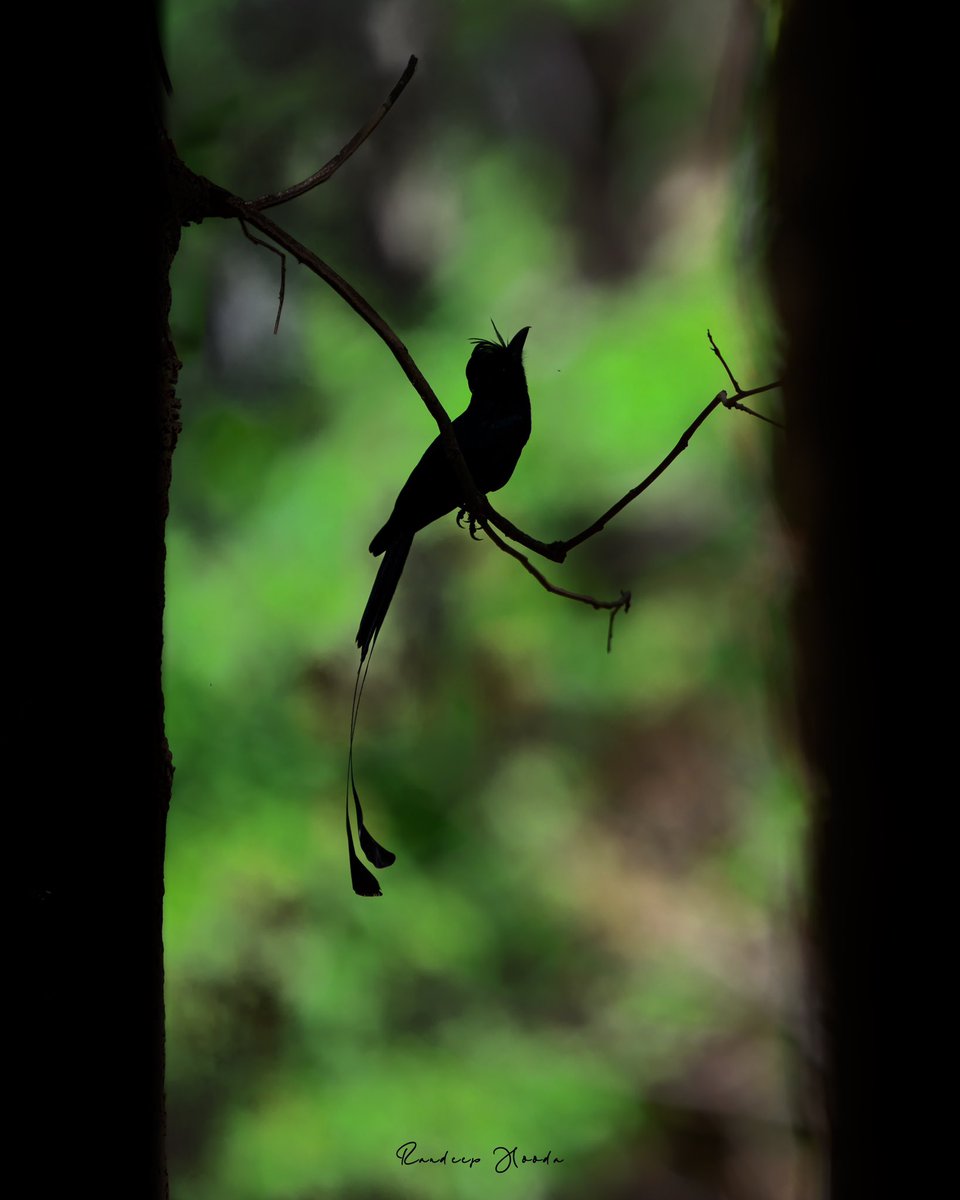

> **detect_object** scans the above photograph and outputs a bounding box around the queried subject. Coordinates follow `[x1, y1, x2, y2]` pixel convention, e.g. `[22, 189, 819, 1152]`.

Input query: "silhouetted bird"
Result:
[347, 323, 532, 896]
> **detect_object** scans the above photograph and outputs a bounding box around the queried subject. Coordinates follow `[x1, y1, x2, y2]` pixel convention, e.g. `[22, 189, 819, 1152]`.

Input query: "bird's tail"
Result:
[346, 642, 396, 896]
[347, 533, 411, 895]
[356, 532, 413, 662]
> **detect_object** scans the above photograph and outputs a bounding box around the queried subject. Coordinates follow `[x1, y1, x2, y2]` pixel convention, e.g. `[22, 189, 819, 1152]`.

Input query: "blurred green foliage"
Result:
[163, 1, 805, 1197]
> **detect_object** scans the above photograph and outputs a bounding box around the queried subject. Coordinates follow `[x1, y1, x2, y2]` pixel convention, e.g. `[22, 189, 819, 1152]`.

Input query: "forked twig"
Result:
[709, 329, 784, 429]
[478, 517, 631, 652]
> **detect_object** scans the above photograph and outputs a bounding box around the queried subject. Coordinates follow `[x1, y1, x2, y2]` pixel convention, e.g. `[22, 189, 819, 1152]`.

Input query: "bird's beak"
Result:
[509, 326, 531, 355]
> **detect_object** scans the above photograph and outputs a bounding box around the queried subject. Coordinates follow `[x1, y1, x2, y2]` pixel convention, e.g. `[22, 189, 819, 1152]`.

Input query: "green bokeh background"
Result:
[163, 2, 807, 1196]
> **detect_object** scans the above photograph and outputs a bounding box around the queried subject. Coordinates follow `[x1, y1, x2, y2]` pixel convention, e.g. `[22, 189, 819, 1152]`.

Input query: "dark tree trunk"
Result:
[21, 9, 175, 1196]
[769, 4, 886, 1197]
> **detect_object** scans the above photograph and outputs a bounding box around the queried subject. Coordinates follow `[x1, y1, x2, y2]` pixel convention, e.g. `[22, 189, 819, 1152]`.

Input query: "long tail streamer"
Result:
[345, 629, 396, 896]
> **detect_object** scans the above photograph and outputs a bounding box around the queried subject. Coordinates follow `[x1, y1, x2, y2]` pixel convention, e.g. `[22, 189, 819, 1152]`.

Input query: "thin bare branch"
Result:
[480, 516, 631, 645]
[708, 327, 742, 392]
[250, 56, 418, 211]
[559, 390, 729, 556]
[607, 597, 631, 653]
[239, 218, 287, 334]
[485, 347, 783, 561]
[230, 198, 486, 515]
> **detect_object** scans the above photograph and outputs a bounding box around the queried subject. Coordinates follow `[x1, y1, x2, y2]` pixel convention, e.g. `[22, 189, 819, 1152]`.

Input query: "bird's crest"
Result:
[469, 319, 508, 352]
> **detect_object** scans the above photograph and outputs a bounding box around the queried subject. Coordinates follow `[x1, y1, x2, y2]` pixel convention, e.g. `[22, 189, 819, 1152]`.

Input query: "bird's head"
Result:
[465, 322, 530, 393]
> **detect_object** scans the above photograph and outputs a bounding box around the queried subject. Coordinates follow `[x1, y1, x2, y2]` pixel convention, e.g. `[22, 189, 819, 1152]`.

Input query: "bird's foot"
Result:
[455, 506, 484, 541]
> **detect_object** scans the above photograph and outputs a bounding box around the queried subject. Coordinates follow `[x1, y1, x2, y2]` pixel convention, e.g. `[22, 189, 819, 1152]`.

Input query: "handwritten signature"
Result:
[396, 1141, 564, 1172]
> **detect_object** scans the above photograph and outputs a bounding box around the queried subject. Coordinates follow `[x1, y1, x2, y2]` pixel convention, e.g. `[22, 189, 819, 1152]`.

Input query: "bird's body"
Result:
[356, 325, 531, 660]
[347, 324, 532, 896]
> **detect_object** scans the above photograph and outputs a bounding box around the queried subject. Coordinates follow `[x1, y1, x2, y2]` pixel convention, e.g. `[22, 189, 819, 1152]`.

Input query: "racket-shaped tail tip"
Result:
[347, 813, 384, 897]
